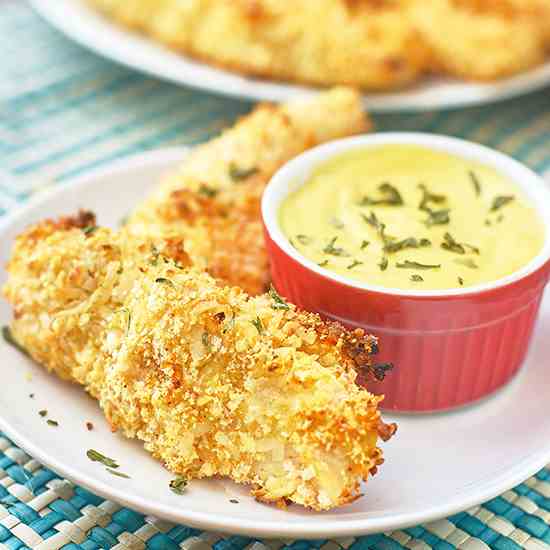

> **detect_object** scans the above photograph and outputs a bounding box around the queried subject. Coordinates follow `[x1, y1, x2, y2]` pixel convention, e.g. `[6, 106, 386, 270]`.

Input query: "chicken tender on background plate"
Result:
[88, 0, 550, 89]
[88, 0, 428, 90]
[411, 0, 549, 81]
[2, 213, 396, 511]
[127, 87, 371, 296]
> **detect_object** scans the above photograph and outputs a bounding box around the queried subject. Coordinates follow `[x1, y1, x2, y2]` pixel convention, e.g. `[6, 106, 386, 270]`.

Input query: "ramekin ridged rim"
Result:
[262, 133, 550, 298]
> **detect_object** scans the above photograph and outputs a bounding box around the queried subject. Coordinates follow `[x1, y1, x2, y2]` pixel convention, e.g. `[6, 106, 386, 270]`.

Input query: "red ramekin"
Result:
[262, 133, 550, 412]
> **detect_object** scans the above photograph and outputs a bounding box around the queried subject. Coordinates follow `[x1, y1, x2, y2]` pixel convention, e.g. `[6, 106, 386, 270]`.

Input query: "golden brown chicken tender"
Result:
[456, 0, 550, 44]
[410, 0, 548, 81]
[88, 0, 429, 90]
[2, 213, 396, 510]
[126, 87, 371, 296]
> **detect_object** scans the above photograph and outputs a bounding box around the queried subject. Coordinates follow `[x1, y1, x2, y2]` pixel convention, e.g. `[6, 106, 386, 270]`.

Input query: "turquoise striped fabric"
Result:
[1, 2, 549, 549]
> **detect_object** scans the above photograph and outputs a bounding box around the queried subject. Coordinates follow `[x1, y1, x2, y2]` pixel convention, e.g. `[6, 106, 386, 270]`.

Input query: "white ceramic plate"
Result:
[1, 149, 550, 539]
[30, 0, 550, 113]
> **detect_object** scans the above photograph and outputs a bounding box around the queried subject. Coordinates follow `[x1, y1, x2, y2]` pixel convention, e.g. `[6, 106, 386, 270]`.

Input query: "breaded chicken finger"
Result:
[88, 0, 427, 90]
[127, 88, 371, 296]
[3, 213, 395, 511]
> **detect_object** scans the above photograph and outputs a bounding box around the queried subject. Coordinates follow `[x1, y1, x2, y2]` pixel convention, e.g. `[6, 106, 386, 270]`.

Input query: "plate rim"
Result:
[29, 0, 550, 113]
[1, 148, 550, 538]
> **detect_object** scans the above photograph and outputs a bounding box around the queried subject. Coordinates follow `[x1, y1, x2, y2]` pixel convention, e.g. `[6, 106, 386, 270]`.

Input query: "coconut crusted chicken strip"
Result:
[126, 88, 370, 296]
[87, 0, 428, 90]
[3, 213, 396, 511]
[410, 0, 550, 81]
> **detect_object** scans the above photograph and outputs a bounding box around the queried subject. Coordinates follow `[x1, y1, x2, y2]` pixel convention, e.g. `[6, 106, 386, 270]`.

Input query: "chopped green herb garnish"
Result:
[410, 274, 424, 282]
[361, 212, 395, 244]
[384, 237, 431, 254]
[362, 211, 382, 230]
[418, 183, 450, 226]
[107, 468, 130, 479]
[82, 226, 98, 236]
[323, 236, 350, 257]
[469, 171, 481, 197]
[347, 260, 363, 270]
[29, 394, 34, 399]
[46, 419, 58, 427]
[318, 260, 329, 267]
[497, 214, 504, 223]
[424, 208, 451, 227]
[490, 195, 514, 212]
[372, 362, 394, 381]
[295, 234, 311, 245]
[458, 277, 464, 286]
[39, 410, 47, 417]
[229, 163, 259, 181]
[485, 219, 492, 227]
[454, 258, 478, 269]
[418, 184, 446, 211]
[197, 184, 218, 198]
[361, 182, 404, 206]
[360, 240, 370, 250]
[86, 449, 119, 469]
[251, 317, 264, 334]
[378, 257, 388, 271]
[396, 260, 441, 270]
[269, 285, 290, 310]
[441, 232, 465, 254]
[2, 326, 29, 356]
[169, 476, 188, 495]
[155, 277, 175, 287]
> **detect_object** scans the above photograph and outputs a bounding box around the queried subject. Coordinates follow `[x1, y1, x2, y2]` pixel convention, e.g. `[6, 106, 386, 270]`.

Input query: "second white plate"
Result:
[31, 0, 550, 113]
[0, 148, 549, 538]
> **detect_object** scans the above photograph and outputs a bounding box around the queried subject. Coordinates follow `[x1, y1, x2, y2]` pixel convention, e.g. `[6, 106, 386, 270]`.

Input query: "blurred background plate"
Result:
[30, 0, 550, 113]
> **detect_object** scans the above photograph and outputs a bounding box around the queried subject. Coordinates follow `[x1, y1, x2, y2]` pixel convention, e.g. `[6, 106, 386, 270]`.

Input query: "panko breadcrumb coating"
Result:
[88, 0, 550, 89]
[127, 87, 371, 296]
[2, 213, 396, 510]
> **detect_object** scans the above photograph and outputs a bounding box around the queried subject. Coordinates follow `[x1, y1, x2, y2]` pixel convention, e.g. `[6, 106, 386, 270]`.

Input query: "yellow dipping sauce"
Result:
[279, 145, 545, 290]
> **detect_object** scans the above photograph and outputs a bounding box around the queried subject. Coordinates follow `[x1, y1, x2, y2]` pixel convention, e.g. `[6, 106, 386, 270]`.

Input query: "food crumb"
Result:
[86, 422, 94, 431]
[29, 393, 34, 399]
[229, 499, 239, 504]
[107, 468, 130, 479]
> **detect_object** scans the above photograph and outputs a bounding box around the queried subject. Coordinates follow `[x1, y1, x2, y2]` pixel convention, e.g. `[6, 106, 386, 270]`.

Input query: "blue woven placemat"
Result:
[1, 1, 549, 548]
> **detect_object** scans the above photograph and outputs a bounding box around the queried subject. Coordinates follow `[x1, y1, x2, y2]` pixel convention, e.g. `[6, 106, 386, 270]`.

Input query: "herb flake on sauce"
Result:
[323, 236, 350, 257]
[490, 195, 515, 212]
[361, 182, 404, 207]
[396, 260, 441, 270]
